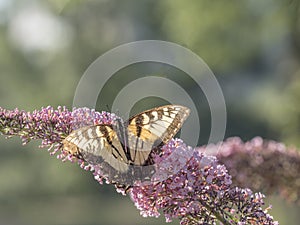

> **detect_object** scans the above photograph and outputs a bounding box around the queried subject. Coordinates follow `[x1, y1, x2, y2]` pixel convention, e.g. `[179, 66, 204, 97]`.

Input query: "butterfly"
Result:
[62, 105, 190, 186]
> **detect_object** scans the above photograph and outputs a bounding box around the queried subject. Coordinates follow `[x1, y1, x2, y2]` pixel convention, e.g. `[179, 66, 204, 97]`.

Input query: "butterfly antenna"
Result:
[105, 104, 111, 112]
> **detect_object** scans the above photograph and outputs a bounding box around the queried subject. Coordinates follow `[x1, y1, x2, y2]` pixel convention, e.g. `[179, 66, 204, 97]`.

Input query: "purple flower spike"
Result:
[0, 106, 72, 151]
[0, 106, 285, 224]
[209, 137, 300, 204]
[130, 139, 278, 225]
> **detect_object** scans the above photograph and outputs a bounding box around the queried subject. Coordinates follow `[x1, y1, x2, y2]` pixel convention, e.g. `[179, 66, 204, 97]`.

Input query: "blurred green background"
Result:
[0, 0, 300, 224]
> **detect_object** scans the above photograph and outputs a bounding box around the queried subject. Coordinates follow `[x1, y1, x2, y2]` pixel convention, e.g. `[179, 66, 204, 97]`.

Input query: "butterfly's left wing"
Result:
[62, 124, 160, 185]
[126, 105, 190, 166]
[62, 125, 130, 173]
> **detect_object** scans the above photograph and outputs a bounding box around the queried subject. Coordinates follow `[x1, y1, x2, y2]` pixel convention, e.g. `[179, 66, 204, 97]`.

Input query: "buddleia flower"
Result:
[206, 137, 300, 204]
[0, 106, 286, 224]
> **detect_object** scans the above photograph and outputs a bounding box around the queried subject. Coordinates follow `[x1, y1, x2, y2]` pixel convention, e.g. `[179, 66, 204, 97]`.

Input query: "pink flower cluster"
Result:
[0, 106, 72, 150]
[212, 137, 300, 204]
[0, 106, 290, 224]
[130, 139, 277, 225]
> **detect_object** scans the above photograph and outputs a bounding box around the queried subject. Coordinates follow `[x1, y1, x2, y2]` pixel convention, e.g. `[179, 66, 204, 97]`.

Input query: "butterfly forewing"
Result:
[62, 105, 190, 185]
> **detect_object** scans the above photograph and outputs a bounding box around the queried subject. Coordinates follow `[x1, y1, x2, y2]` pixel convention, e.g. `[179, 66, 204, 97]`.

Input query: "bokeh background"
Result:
[0, 0, 300, 224]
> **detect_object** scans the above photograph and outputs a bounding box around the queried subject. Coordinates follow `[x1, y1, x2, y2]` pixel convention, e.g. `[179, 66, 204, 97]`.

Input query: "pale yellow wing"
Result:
[127, 105, 190, 166]
[62, 125, 129, 173]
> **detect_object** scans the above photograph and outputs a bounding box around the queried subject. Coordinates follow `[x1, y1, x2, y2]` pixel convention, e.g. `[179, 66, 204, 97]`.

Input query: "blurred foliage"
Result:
[0, 0, 300, 224]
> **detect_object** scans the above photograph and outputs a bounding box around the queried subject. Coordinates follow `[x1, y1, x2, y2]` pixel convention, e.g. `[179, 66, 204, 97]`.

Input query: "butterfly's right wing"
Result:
[126, 105, 190, 166]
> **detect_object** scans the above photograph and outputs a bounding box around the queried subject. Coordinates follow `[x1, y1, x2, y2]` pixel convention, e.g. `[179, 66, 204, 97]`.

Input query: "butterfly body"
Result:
[62, 105, 190, 185]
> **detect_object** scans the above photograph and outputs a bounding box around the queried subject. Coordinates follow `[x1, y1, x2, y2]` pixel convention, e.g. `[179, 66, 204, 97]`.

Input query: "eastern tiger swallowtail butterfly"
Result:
[62, 105, 190, 186]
